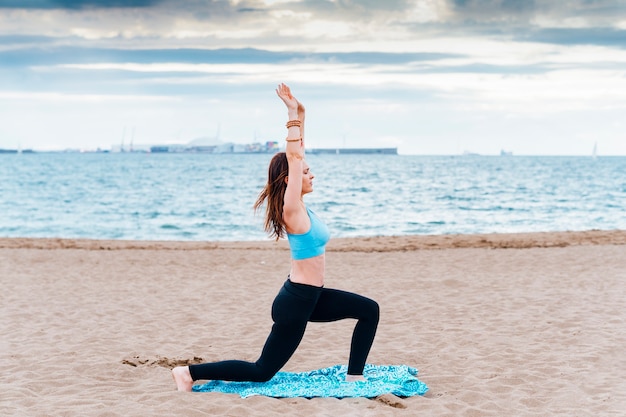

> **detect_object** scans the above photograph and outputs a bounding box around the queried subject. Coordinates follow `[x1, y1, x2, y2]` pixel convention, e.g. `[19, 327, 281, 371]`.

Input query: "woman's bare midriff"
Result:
[289, 254, 325, 287]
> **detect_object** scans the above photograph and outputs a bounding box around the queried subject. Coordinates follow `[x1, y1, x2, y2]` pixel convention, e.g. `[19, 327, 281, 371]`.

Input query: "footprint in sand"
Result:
[375, 393, 407, 409]
[122, 355, 204, 369]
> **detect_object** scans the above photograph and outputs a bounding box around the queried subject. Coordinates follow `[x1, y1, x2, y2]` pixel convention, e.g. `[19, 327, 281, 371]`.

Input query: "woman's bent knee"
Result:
[364, 298, 380, 324]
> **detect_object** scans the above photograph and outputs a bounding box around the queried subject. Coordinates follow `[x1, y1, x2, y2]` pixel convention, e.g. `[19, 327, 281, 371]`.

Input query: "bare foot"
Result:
[172, 366, 193, 392]
[345, 374, 366, 382]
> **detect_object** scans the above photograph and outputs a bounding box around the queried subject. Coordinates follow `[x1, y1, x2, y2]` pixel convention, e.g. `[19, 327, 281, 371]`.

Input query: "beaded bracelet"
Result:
[286, 120, 302, 128]
[285, 137, 302, 142]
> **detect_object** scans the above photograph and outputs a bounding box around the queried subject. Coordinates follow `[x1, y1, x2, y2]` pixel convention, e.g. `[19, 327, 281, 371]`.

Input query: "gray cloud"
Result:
[2, 0, 625, 46]
[406, 21, 626, 49]
[520, 27, 626, 48]
[450, 0, 536, 21]
[311, 0, 413, 12]
[0, 44, 469, 99]
[0, 45, 461, 67]
[391, 0, 626, 49]
[0, 0, 161, 8]
[445, 0, 626, 25]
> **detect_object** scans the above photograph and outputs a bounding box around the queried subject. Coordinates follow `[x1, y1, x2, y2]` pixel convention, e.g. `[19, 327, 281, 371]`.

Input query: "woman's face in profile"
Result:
[301, 161, 314, 194]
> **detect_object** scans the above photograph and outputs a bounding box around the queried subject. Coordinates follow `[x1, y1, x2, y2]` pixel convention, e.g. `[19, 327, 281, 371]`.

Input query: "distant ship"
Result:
[307, 147, 397, 155]
[0, 148, 35, 154]
[592, 142, 598, 159]
[500, 149, 513, 156]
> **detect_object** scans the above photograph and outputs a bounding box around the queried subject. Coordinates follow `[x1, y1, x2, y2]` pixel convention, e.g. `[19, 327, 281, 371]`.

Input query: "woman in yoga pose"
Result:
[172, 83, 379, 391]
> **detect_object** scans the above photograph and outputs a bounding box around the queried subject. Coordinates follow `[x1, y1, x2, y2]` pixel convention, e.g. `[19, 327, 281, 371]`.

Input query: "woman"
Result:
[172, 83, 379, 392]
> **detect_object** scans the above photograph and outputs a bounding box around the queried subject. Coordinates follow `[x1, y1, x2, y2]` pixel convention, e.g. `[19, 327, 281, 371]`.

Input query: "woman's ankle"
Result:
[172, 366, 194, 391]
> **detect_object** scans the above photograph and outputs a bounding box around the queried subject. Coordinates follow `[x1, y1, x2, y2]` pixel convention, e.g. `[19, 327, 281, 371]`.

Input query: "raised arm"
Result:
[296, 99, 305, 145]
[275, 83, 309, 233]
[276, 83, 304, 156]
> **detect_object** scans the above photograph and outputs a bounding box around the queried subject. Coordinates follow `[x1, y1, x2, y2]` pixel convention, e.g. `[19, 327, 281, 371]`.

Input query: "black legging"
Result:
[188, 279, 379, 382]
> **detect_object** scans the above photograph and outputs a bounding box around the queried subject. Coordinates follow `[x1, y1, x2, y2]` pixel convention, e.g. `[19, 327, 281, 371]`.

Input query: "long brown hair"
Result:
[254, 152, 289, 240]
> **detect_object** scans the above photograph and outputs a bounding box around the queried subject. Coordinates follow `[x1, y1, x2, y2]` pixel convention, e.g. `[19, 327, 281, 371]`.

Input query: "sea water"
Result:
[1, 153, 624, 241]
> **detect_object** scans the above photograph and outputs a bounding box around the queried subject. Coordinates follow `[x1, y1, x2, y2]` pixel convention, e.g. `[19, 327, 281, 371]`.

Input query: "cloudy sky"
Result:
[1, 0, 625, 155]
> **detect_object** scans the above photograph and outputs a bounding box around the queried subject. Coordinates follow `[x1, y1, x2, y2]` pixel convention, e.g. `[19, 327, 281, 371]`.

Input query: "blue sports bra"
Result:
[286, 207, 330, 260]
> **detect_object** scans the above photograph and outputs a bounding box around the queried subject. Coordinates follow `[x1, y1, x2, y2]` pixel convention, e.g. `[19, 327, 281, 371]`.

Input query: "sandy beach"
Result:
[2, 230, 625, 416]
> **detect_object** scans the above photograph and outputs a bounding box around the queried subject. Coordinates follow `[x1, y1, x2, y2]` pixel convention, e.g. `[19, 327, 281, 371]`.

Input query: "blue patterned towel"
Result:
[192, 364, 428, 398]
